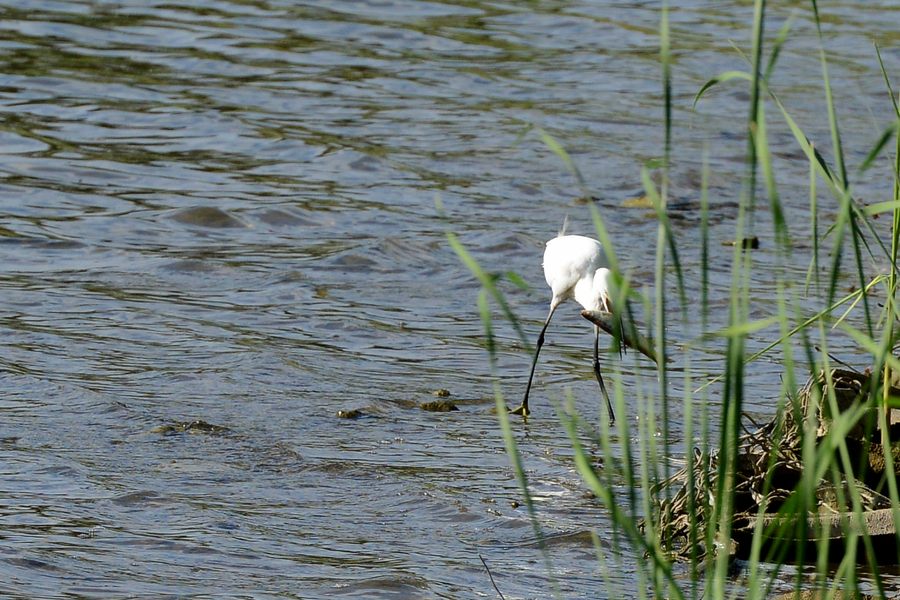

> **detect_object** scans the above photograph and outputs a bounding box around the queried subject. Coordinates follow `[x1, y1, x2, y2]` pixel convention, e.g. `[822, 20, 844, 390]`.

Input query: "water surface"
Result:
[1, 1, 899, 598]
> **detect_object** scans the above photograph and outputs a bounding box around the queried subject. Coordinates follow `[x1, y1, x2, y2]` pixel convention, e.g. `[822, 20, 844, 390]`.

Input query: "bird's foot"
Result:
[509, 404, 530, 417]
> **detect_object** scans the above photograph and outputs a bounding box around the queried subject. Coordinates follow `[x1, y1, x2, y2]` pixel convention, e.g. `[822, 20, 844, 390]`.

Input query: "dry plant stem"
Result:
[479, 555, 506, 600]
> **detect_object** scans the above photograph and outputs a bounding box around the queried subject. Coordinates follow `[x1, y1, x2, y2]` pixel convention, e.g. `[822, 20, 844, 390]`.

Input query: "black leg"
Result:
[512, 309, 555, 417]
[593, 325, 615, 424]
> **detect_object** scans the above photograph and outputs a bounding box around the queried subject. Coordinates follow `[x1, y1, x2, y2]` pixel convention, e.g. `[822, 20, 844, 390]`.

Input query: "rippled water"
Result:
[2, 1, 899, 598]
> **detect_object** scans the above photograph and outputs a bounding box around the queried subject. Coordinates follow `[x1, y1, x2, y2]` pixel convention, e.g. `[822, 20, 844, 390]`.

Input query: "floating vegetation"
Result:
[337, 409, 364, 419]
[149, 420, 231, 435]
[621, 195, 655, 209]
[723, 236, 760, 249]
[419, 400, 459, 412]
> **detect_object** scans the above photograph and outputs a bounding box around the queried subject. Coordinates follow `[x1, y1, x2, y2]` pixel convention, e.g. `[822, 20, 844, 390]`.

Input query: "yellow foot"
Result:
[509, 405, 530, 417]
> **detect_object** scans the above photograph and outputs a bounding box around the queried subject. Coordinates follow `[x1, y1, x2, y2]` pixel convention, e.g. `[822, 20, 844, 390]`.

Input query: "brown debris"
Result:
[419, 400, 459, 412]
[650, 369, 900, 563]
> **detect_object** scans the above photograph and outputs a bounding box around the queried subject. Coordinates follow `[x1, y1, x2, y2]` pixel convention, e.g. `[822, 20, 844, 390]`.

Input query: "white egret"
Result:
[511, 234, 618, 421]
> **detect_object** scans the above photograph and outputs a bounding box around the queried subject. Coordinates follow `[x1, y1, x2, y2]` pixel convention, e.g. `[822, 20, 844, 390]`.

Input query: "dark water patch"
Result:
[171, 206, 247, 228]
[332, 252, 379, 272]
[160, 258, 217, 273]
[246, 441, 304, 475]
[110, 490, 169, 508]
[2, 237, 88, 250]
[3, 557, 65, 574]
[254, 207, 319, 227]
[329, 575, 432, 599]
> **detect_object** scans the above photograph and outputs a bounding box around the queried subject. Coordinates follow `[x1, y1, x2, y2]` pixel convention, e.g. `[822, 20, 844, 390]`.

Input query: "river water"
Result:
[1, 1, 899, 598]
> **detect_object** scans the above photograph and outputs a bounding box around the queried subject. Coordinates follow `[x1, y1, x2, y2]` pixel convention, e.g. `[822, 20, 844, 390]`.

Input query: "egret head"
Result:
[592, 267, 613, 313]
[573, 267, 613, 313]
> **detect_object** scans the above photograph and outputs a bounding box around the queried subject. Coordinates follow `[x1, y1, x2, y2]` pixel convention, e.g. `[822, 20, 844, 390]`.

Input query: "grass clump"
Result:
[451, 1, 900, 598]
